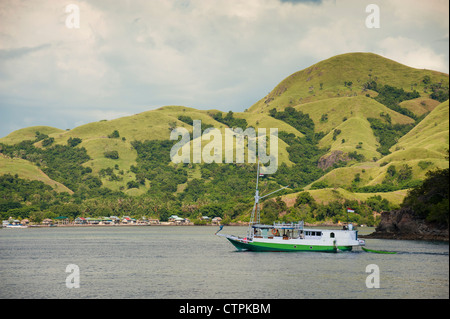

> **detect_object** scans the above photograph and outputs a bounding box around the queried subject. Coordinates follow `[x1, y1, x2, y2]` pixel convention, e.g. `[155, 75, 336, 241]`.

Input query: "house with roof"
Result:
[86, 217, 101, 225]
[110, 216, 121, 224]
[169, 215, 190, 224]
[121, 216, 136, 224]
[42, 218, 53, 226]
[54, 216, 69, 225]
[75, 217, 87, 225]
[148, 218, 161, 225]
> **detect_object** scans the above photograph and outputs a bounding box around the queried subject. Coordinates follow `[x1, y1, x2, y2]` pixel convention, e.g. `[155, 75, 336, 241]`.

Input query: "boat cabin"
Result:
[251, 222, 359, 242]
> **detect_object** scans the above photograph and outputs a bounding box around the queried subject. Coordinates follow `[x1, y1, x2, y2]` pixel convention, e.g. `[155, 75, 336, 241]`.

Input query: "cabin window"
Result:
[330, 232, 335, 238]
[305, 231, 322, 237]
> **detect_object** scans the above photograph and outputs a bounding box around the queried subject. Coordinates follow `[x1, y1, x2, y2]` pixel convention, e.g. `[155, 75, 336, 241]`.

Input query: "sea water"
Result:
[0, 226, 448, 299]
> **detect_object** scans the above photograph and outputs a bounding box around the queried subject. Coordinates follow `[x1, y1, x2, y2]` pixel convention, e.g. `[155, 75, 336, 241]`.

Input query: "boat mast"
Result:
[247, 160, 289, 238]
[247, 161, 261, 238]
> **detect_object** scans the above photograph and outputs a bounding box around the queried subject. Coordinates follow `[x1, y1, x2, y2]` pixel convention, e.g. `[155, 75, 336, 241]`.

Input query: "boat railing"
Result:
[272, 221, 304, 230]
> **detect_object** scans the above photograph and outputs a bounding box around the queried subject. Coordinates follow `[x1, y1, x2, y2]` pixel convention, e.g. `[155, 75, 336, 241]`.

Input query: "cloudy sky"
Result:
[0, 0, 448, 137]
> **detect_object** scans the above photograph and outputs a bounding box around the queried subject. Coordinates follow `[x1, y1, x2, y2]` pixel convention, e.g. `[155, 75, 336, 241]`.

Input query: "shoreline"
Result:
[12, 223, 449, 242]
[12, 221, 371, 229]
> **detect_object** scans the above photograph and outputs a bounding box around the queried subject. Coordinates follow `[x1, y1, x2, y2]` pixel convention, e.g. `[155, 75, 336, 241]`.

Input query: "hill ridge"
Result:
[0, 52, 448, 225]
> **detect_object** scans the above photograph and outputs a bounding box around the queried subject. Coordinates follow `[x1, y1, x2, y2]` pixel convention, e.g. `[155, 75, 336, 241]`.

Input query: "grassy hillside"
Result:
[399, 97, 441, 117]
[393, 100, 449, 155]
[248, 52, 448, 114]
[281, 187, 407, 207]
[0, 52, 448, 225]
[0, 105, 302, 194]
[292, 96, 415, 161]
[302, 100, 449, 191]
[0, 155, 73, 193]
[0, 126, 65, 145]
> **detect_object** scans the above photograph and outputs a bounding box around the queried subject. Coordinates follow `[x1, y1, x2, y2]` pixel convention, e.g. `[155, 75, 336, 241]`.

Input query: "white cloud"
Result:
[378, 36, 448, 72]
[0, 0, 448, 137]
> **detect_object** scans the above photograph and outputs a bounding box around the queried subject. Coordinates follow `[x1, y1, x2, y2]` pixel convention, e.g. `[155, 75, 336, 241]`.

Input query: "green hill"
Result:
[393, 100, 449, 155]
[0, 126, 65, 145]
[299, 100, 449, 193]
[0, 52, 448, 226]
[0, 155, 73, 193]
[249, 52, 448, 114]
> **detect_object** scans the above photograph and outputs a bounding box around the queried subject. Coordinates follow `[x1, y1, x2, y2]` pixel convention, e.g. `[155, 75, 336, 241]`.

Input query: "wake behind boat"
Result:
[216, 162, 365, 252]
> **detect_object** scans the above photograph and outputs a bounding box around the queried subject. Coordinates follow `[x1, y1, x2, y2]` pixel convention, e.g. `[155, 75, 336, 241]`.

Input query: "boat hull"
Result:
[226, 237, 352, 252]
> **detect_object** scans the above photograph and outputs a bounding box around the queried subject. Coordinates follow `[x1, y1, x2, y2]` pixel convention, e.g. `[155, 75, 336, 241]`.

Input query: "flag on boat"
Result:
[347, 208, 355, 213]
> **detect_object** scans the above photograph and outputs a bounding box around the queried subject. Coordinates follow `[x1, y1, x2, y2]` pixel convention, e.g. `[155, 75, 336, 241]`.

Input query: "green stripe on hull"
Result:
[227, 238, 352, 252]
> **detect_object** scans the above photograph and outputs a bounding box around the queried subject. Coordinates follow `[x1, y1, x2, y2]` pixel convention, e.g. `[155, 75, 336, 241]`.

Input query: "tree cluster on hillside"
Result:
[261, 191, 393, 226]
[367, 117, 414, 155]
[422, 75, 449, 103]
[269, 107, 328, 190]
[363, 80, 419, 119]
[0, 134, 91, 192]
[269, 107, 315, 136]
[401, 165, 449, 227]
[212, 111, 248, 130]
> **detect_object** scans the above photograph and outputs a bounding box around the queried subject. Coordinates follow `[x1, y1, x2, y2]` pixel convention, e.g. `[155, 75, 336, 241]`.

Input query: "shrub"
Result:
[67, 137, 82, 147]
[104, 150, 119, 159]
[108, 130, 120, 138]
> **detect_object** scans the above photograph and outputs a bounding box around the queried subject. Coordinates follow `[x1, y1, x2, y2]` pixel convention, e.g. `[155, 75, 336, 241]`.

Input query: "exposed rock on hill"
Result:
[363, 208, 449, 241]
[318, 150, 350, 170]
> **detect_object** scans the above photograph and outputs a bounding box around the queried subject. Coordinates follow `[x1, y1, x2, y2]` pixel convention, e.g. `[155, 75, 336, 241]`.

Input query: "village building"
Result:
[148, 218, 161, 225]
[42, 218, 53, 226]
[75, 217, 87, 225]
[169, 215, 190, 224]
[121, 216, 136, 224]
[54, 216, 69, 225]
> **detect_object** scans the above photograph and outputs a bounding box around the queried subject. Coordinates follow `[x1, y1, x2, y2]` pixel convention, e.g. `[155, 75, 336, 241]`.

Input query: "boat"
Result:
[4, 224, 28, 229]
[216, 162, 366, 252]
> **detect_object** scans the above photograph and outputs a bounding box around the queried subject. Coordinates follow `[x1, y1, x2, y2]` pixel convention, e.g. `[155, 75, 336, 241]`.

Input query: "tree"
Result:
[108, 130, 120, 138]
[42, 137, 54, 147]
[295, 192, 316, 207]
[104, 150, 119, 159]
[402, 167, 449, 226]
[67, 137, 82, 147]
[397, 164, 413, 182]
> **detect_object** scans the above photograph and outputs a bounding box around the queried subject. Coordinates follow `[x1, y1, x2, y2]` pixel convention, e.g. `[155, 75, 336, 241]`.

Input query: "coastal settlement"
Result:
[2, 215, 223, 228]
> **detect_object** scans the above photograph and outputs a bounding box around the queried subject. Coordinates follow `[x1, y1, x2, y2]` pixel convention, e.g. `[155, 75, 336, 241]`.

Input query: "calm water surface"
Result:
[0, 226, 448, 299]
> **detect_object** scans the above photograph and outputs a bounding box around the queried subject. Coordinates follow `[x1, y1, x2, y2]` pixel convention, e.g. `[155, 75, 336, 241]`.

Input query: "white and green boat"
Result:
[216, 163, 365, 252]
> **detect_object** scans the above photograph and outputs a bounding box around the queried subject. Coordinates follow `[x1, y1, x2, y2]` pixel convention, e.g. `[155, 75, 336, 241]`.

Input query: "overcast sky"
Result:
[0, 0, 448, 137]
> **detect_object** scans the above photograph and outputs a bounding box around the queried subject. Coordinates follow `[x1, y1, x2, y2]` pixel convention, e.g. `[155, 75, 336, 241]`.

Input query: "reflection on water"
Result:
[0, 226, 448, 299]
